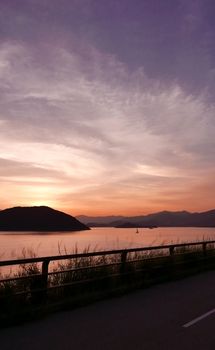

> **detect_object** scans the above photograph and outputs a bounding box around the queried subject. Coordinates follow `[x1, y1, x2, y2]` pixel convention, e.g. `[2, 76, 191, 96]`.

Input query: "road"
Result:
[0, 271, 215, 350]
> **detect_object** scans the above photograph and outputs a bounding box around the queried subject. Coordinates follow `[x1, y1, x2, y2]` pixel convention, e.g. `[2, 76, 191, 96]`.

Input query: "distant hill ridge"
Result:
[0, 206, 90, 231]
[77, 209, 215, 227]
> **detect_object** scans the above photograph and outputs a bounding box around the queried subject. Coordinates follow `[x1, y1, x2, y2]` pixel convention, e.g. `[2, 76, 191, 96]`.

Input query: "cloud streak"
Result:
[0, 1, 215, 214]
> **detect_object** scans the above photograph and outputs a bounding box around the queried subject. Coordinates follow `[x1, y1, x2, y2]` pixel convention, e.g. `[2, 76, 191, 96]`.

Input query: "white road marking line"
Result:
[183, 308, 215, 328]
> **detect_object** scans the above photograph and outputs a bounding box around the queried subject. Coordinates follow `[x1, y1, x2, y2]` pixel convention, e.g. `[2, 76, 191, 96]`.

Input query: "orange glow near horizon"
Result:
[1, 164, 215, 215]
[1, 175, 215, 217]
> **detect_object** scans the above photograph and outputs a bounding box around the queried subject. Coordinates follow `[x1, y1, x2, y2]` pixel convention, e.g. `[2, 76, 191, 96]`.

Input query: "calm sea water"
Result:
[1, 227, 215, 261]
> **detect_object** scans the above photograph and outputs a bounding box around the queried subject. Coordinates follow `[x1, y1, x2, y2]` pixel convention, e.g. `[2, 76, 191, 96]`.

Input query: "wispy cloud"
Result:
[0, 37, 214, 214]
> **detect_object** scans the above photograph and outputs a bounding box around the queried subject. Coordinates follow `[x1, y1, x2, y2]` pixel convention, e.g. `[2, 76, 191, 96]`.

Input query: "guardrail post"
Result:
[31, 259, 50, 304]
[120, 251, 127, 274]
[169, 246, 175, 256]
[42, 259, 50, 286]
[41, 259, 50, 301]
[202, 242, 207, 257]
[33, 258, 50, 304]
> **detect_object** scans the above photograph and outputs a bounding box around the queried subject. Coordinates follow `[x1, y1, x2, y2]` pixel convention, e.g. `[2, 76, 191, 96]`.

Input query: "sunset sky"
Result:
[0, 0, 215, 216]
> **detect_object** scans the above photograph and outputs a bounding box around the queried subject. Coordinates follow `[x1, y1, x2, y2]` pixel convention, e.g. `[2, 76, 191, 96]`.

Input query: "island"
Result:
[0, 206, 90, 231]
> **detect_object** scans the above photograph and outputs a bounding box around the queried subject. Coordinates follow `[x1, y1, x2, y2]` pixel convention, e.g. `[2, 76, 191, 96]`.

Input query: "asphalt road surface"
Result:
[1, 271, 215, 350]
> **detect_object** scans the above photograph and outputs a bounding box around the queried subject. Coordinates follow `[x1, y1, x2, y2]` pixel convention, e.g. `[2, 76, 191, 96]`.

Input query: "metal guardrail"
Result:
[0, 240, 215, 303]
[0, 240, 215, 276]
[1, 240, 215, 267]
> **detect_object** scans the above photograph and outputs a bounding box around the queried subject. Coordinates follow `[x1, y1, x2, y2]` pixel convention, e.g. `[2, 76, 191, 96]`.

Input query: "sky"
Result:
[0, 0, 215, 216]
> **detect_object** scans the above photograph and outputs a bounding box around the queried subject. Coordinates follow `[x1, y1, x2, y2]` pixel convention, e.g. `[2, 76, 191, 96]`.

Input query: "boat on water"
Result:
[136, 228, 139, 233]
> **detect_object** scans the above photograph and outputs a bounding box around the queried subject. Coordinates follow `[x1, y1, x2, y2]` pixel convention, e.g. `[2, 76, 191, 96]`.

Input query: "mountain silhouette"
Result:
[77, 210, 215, 227]
[0, 206, 90, 231]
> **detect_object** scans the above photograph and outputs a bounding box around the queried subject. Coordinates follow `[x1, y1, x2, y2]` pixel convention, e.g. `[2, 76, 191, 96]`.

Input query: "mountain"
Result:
[77, 215, 125, 226]
[0, 206, 90, 231]
[112, 211, 191, 227]
[76, 210, 215, 227]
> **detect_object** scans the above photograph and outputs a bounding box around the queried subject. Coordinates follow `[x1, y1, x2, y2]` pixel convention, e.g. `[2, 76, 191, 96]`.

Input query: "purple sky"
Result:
[0, 0, 215, 215]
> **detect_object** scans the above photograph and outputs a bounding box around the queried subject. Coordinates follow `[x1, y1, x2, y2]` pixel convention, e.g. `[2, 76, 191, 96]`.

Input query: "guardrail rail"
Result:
[0, 240, 215, 308]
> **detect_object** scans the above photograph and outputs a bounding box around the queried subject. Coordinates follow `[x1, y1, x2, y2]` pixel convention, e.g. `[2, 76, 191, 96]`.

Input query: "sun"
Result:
[23, 185, 62, 209]
[30, 200, 55, 207]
